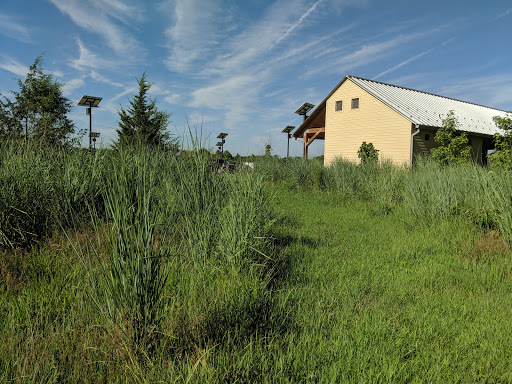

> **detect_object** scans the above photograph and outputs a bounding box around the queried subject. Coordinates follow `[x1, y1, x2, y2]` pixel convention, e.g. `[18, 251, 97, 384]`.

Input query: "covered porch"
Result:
[293, 103, 326, 159]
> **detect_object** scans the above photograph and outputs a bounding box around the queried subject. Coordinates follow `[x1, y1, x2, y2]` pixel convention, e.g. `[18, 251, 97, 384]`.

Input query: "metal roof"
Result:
[348, 75, 509, 136]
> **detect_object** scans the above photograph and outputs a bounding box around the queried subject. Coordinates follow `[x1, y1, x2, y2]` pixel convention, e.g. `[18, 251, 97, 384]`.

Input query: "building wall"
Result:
[413, 128, 485, 164]
[324, 79, 412, 166]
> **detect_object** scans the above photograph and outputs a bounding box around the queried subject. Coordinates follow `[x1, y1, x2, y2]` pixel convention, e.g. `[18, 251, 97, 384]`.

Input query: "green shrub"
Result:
[357, 141, 379, 164]
[431, 111, 470, 165]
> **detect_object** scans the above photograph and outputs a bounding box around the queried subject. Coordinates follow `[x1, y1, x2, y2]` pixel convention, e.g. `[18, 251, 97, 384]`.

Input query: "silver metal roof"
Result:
[348, 75, 509, 136]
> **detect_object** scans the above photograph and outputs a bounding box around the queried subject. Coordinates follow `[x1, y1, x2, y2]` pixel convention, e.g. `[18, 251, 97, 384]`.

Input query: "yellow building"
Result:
[292, 75, 510, 166]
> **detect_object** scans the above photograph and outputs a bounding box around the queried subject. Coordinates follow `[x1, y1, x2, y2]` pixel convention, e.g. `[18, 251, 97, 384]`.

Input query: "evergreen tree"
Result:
[10, 56, 75, 145]
[116, 73, 172, 149]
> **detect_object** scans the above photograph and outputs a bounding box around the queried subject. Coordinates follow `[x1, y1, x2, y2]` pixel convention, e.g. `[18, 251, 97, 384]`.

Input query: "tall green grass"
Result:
[1, 140, 279, 381]
[0, 140, 105, 247]
[3, 141, 512, 381]
[254, 156, 512, 243]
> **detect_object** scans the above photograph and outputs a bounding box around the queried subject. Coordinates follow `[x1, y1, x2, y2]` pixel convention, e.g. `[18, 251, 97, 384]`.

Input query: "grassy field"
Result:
[1, 145, 512, 382]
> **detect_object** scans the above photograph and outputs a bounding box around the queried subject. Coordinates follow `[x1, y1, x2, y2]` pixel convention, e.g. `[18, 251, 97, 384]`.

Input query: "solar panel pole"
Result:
[282, 126, 295, 158]
[78, 96, 102, 149]
[89, 102, 92, 147]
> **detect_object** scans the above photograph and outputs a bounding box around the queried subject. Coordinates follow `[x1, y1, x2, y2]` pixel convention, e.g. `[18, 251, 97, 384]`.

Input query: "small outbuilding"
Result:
[292, 75, 510, 166]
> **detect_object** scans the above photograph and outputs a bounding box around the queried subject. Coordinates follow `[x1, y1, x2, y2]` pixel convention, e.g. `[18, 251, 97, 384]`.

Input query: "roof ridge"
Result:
[347, 74, 509, 113]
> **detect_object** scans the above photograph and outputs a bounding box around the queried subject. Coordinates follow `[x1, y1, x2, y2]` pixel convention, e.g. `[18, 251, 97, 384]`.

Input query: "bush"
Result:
[431, 111, 470, 165]
[357, 142, 379, 164]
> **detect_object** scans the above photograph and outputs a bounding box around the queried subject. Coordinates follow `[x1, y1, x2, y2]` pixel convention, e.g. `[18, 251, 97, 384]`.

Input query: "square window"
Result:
[335, 100, 342, 111]
[424, 133, 430, 141]
[351, 98, 359, 109]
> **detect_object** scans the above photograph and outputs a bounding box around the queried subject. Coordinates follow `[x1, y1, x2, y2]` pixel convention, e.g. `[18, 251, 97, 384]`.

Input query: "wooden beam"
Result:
[303, 132, 308, 159]
[306, 127, 324, 134]
[306, 128, 325, 148]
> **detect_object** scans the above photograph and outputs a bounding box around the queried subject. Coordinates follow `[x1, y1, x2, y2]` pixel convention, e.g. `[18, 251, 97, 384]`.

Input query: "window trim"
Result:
[335, 100, 342, 111]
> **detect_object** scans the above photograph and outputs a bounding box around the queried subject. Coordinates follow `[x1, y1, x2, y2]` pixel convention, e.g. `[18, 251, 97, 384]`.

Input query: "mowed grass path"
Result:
[268, 186, 512, 383]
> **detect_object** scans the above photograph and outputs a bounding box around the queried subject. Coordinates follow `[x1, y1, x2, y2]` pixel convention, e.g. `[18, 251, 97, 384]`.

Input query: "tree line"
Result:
[0, 56, 174, 149]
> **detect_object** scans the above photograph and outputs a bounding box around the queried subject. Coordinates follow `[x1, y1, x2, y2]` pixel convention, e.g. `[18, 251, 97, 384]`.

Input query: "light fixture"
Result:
[90, 132, 100, 150]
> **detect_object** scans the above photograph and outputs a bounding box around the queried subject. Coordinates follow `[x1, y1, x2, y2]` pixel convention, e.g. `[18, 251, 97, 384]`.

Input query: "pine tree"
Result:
[116, 73, 172, 149]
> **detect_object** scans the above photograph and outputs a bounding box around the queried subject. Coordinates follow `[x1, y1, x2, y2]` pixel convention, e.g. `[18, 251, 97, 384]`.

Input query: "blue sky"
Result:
[1, 0, 511, 157]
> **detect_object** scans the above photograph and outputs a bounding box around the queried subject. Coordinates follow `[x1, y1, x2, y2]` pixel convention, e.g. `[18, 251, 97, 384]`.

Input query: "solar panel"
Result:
[90, 132, 101, 138]
[215, 142, 223, 147]
[216, 133, 228, 139]
[282, 125, 295, 134]
[294, 102, 314, 115]
[78, 95, 102, 107]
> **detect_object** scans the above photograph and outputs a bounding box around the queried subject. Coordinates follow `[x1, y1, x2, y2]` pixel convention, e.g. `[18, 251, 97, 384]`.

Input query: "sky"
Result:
[1, 0, 511, 157]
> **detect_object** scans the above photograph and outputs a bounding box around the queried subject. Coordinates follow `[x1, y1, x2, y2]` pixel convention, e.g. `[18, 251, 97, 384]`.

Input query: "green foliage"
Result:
[1, 56, 75, 145]
[223, 150, 233, 160]
[5, 142, 512, 381]
[116, 72, 173, 149]
[357, 141, 379, 163]
[488, 115, 512, 168]
[0, 141, 104, 247]
[0, 95, 21, 139]
[431, 111, 470, 165]
[265, 144, 272, 157]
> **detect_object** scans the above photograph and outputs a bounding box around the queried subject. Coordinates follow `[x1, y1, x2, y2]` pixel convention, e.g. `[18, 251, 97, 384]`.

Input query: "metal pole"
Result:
[287, 134, 290, 158]
[89, 102, 92, 148]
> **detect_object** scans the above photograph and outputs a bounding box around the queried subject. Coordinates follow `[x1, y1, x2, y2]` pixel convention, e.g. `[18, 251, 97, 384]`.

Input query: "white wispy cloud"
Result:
[190, 73, 263, 127]
[187, 111, 220, 124]
[69, 39, 117, 71]
[0, 56, 29, 77]
[90, 70, 123, 87]
[163, 0, 229, 73]
[0, 13, 31, 43]
[165, 0, 330, 133]
[91, 0, 146, 24]
[305, 25, 450, 78]
[273, 0, 323, 47]
[270, 23, 356, 63]
[373, 38, 454, 80]
[49, 0, 143, 57]
[164, 93, 181, 105]
[495, 8, 512, 20]
[62, 77, 86, 95]
[438, 74, 512, 110]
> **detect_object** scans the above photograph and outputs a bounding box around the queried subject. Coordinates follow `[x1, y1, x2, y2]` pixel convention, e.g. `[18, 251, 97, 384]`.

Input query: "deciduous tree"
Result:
[1, 56, 75, 145]
[431, 111, 470, 165]
[488, 114, 512, 168]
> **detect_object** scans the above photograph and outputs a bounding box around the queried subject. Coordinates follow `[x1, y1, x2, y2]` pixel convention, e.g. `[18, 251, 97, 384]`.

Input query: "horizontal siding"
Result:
[324, 79, 412, 166]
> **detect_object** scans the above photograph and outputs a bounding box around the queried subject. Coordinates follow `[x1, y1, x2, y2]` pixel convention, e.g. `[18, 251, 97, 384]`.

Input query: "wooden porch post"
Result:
[303, 132, 308, 159]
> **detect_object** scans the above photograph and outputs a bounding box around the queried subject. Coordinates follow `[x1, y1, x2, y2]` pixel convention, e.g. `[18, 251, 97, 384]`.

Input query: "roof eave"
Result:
[292, 75, 351, 138]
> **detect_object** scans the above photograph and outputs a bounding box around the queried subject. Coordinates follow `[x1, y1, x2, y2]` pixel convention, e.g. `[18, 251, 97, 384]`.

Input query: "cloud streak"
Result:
[49, 0, 143, 57]
[0, 13, 32, 43]
[163, 0, 228, 73]
[0, 56, 29, 77]
[495, 8, 512, 20]
[373, 39, 453, 80]
[273, 0, 323, 47]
